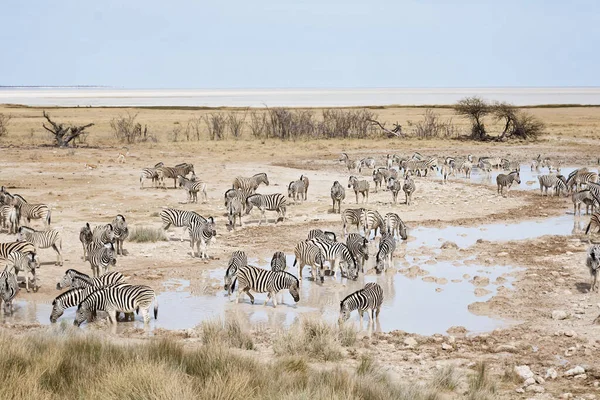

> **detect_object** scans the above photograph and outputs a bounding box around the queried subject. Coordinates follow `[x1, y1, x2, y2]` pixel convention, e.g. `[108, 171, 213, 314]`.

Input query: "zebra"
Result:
[347, 176, 369, 204]
[227, 196, 244, 229]
[300, 175, 310, 200]
[341, 208, 365, 237]
[293, 240, 325, 282]
[338, 282, 383, 325]
[330, 181, 346, 214]
[245, 193, 287, 225]
[235, 265, 300, 307]
[270, 251, 287, 272]
[362, 209, 385, 239]
[572, 190, 599, 216]
[346, 233, 369, 273]
[87, 242, 117, 277]
[585, 212, 600, 236]
[11, 194, 51, 227]
[586, 245, 600, 293]
[0, 187, 11, 206]
[50, 283, 128, 323]
[79, 223, 93, 260]
[232, 173, 269, 211]
[6, 251, 39, 292]
[586, 182, 600, 206]
[307, 229, 337, 242]
[478, 160, 492, 174]
[156, 163, 195, 188]
[567, 170, 598, 192]
[0, 269, 19, 315]
[224, 250, 247, 296]
[139, 162, 164, 189]
[440, 164, 451, 184]
[358, 157, 376, 173]
[339, 153, 359, 172]
[372, 169, 385, 192]
[0, 241, 36, 260]
[177, 175, 207, 203]
[0, 205, 20, 234]
[308, 238, 358, 280]
[479, 157, 502, 169]
[386, 154, 393, 169]
[496, 171, 521, 197]
[56, 269, 125, 290]
[538, 174, 567, 197]
[384, 212, 408, 240]
[403, 175, 416, 205]
[224, 188, 245, 208]
[111, 214, 129, 256]
[287, 180, 306, 203]
[458, 160, 473, 178]
[188, 217, 216, 259]
[387, 177, 402, 204]
[375, 233, 396, 274]
[93, 223, 115, 245]
[160, 208, 206, 241]
[74, 284, 158, 326]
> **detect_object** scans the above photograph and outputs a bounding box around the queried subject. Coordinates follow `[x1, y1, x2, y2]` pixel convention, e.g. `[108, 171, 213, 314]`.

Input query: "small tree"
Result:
[203, 114, 227, 140]
[187, 117, 203, 141]
[0, 113, 11, 137]
[42, 111, 94, 147]
[226, 110, 247, 139]
[248, 110, 267, 138]
[454, 96, 490, 140]
[110, 113, 143, 144]
[492, 102, 545, 140]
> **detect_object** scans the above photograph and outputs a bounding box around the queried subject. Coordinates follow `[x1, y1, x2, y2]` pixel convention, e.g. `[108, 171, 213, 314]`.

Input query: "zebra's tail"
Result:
[293, 257, 297, 267]
[586, 221, 593, 235]
[47, 209, 52, 225]
[154, 295, 159, 320]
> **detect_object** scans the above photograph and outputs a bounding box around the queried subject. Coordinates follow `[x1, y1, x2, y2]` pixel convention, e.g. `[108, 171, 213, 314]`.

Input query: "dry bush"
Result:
[318, 109, 378, 138]
[128, 226, 167, 242]
[248, 110, 267, 138]
[492, 102, 545, 140]
[168, 123, 184, 142]
[200, 318, 254, 350]
[265, 107, 316, 140]
[110, 113, 156, 144]
[0, 113, 11, 137]
[203, 113, 227, 140]
[186, 116, 203, 141]
[226, 110, 247, 139]
[410, 109, 460, 139]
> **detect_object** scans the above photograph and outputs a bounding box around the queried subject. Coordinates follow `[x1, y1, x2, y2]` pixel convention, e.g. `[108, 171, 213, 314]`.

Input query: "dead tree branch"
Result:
[42, 111, 94, 147]
[367, 119, 404, 138]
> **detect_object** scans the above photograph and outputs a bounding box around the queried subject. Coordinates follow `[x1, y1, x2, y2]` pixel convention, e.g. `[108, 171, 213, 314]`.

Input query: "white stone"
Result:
[552, 310, 569, 320]
[535, 376, 545, 384]
[545, 368, 558, 379]
[564, 330, 576, 337]
[441, 343, 452, 350]
[526, 385, 545, 393]
[574, 373, 587, 380]
[565, 366, 585, 377]
[404, 337, 418, 348]
[524, 377, 536, 386]
[514, 365, 535, 381]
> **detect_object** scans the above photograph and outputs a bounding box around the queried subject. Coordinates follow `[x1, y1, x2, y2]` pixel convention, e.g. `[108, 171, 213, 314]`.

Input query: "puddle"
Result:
[466, 164, 583, 192]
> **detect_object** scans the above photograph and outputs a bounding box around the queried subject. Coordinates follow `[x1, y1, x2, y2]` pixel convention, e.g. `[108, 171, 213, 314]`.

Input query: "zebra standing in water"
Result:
[308, 238, 359, 280]
[572, 190, 599, 215]
[188, 216, 216, 259]
[139, 162, 164, 189]
[348, 176, 369, 204]
[7, 251, 39, 292]
[50, 282, 130, 323]
[387, 177, 402, 204]
[341, 208, 365, 237]
[307, 229, 337, 242]
[338, 282, 383, 325]
[458, 160, 473, 179]
[287, 179, 306, 203]
[156, 163, 195, 188]
[403, 174, 416, 205]
[246, 193, 287, 225]
[11, 194, 51, 227]
[111, 215, 129, 256]
[440, 163, 451, 184]
[293, 240, 325, 283]
[567, 170, 599, 192]
[160, 208, 206, 241]
[496, 171, 521, 197]
[232, 173, 269, 211]
[375, 233, 396, 274]
[235, 265, 300, 307]
[384, 212, 408, 240]
[362, 209, 385, 239]
[586, 245, 600, 293]
[0, 269, 19, 315]
[538, 174, 567, 196]
[224, 250, 247, 296]
[227, 196, 243, 229]
[74, 284, 158, 326]
[300, 175, 310, 200]
[177, 175, 208, 203]
[17, 226, 63, 266]
[56, 269, 125, 290]
[270, 251, 287, 272]
[79, 223, 93, 260]
[346, 233, 369, 273]
[330, 181, 346, 214]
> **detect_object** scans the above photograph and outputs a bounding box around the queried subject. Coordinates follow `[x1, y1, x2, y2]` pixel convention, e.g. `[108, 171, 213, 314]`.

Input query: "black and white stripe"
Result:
[339, 153, 359, 172]
[287, 180, 306, 203]
[6, 251, 39, 292]
[341, 208, 364, 237]
[188, 216, 216, 258]
[235, 265, 300, 307]
[12, 194, 51, 227]
[403, 175, 416, 205]
[538, 174, 567, 196]
[0, 269, 19, 315]
[293, 240, 325, 282]
[347, 176, 369, 204]
[585, 212, 600, 236]
[111, 215, 129, 256]
[496, 171, 521, 196]
[308, 238, 358, 280]
[232, 173, 270, 210]
[178, 175, 207, 203]
[157, 163, 195, 188]
[87, 242, 117, 277]
[307, 229, 337, 242]
[224, 250, 247, 296]
[330, 181, 346, 214]
[300, 175, 310, 200]
[572, 190, 598, 216]
[160, 208, 206, 241]
[384, 212, 408, 240]
[375, 233, 396, 274]
[362, 209, 385, 238]
[17, 226, 63, 266]
[56, 269, 123, 290]
[79, 223, 93, 261]
[586, 245, 600, 293]
[227, 196, 244, 229]
[245, 193, 287, 225]
[387, 177, 402, 204]
[139, 162, 164, 189]
[0, 241, 36, 260]
[270, 251, 287, 272]
[358, 157, 376, 173]
[338, 282, 383, 324]
[346, 233, 369, 273]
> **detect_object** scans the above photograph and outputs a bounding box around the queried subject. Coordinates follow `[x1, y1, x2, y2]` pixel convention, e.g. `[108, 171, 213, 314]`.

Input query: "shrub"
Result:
[128, 226, 167, 242]
[0, 113, 11, 137]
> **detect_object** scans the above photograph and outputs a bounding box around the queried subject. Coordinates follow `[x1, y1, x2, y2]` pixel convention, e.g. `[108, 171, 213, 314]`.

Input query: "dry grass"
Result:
[467, 362, 497, 400]
[200, 318, 254, 350]
[128, 225, 167, 242]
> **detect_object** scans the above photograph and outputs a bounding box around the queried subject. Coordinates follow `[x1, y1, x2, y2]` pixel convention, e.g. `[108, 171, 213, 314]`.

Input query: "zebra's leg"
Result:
[246, 289, 255, 305]
[180, 226, 187, 242]
[355, 191, 359, 204]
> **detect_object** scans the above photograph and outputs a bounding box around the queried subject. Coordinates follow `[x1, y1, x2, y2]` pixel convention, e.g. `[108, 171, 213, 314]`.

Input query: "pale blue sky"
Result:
[1, 0, 598, 88]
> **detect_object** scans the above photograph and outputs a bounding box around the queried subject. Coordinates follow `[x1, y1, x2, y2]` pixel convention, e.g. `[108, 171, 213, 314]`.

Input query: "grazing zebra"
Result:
[346, 233, 369, 273]
[387, 177, 402, 204]
[496, 171, 521, 197]
[585, 212, 600, 236]
[56, 269, 125, 290]
[79, 223, 93, 260]
[0, 241, 36, 260]
[178, 175, 208, 203]
[308, 238, 358, 280]
[227, 196, 244, 229]
[338, 282, 384, 325]
[246, 193, 287, 225]
[440, 164, 451, 183]
[160, 208, 206, 241]
[362, 209, 385, 238]
[339, 153, 359, 172]
[538, 174, 567, 197]
[156, 163, 195, 188]
[572, 190, 598, 216]
[375, 233, 396, 274]
[232, 173, 269, 210]
[111, 215, 129, 256]
[235, 265, 300, 307]
[139, 162, 164, 189]
[330, 181, 346, 214]
[300, 175, 310, 200]
[0, 269, 19, 315]
[270, 251, 287, 272]
[586, 245, 600, 293]
[224, 250, 247, 296]
[341, 208, 365, 236]
[403, 175, 416, 205]
[287, 180, 306, 203]
[567, 169, 598, 192]
[347, 176, 369, 204]
[87, 242, 117, 277]
[74, 284, 158, 326]
[50, 282, 129, 323]
[188, 217, 216, 259]
[293, 240, 326, 282]
[384, 212, 408, 240]
[224, 188, 245, 208]
[11, 194, 51, 227]
[358, 157, 376, 173]
[307, 229, 337, 242]
[7, 251, 39, 292]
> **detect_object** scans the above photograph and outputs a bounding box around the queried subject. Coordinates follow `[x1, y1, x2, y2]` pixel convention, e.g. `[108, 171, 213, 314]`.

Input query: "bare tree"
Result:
[0, 113, 11, 137]
[410, 109, 460, 139]
[248, 110, 267, 138]
[110, 113, 144, 144]
[367, 118, 404, 138]
[226, 110, 248, 139]
[187, 117, 203, 141]
[203, 113, 227, 140]
[454, 96, 490, 140]
[42, 111, 94, 147]
[492, 102, 545, 140]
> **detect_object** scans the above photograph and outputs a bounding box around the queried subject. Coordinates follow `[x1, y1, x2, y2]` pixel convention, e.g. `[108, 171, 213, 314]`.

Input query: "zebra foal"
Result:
[188, 217, 216, 259]
[139, 162, 164, 189]
[338, 282, 383, 325]
[288, 180, 306, 203]
[178, 175, 207, 203]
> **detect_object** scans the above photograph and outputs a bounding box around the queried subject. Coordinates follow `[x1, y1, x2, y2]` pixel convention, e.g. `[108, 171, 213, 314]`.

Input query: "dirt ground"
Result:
[1, 105, 600, 398]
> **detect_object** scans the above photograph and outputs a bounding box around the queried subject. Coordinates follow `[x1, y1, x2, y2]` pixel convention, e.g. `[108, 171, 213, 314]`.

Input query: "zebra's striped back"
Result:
[50, 282, 130, 323]
[12, 194, 51, 226]
[160, 208, 205, 230]
[346, 233, 369, 273]
[232, 173, 269, 199]
[92, 224, 115, 245]
[347, 176, 370, 203]
[87, 243, 117, 277]
[157, 163, 195, 187]
[375, 233, 396, 273]
[57, 269, 125, 290]
[224, 250, 247, 294]
[246, 193, 287, 224]
[236, 265, 299, 304]
[496, 171, 521, 195]
[17, 226, 61, 249]
[307, 229, 337, 242]
[362, 209, 384, 237]
[342, 208, 364, 236]
[339, 282, 384, 323]
[384, 212, 407, 240]
[293, 240, 325, 282]
[270, 251, 287, 272]
[0, 241, 36, 260]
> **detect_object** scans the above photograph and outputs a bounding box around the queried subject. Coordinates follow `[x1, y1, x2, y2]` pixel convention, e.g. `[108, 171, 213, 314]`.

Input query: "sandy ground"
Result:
[0, 105, 599, 398]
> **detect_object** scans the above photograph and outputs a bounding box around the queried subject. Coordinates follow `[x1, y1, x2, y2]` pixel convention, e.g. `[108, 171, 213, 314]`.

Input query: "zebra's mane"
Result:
[174, 163, 189, 168]
[13, 194, 27, 203]
[340, 289, 362, 309]
[277, 270, 299, 287]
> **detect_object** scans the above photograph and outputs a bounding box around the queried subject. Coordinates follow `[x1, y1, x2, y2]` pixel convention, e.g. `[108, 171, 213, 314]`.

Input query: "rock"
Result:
[497, 252, 509, 257]
[561, 393, 573, 399]
[535, 376, 545, 384]
[471, 276, 490, 287]
[564, 330, 576, 337]
[526, 385, 545, 393]
[494, 344, 518, 353]
[515, 388, 525, 394]
[574, 373, 587, 380]
[514, 365, 535, 381]
[552, 310, 569, 320]
[565, 366, 585, 377]
[475, 288, 492, 297]
[440, 241, 458, 250]
[404, 337, 418, 348]
[441, 343, 452, 350]
[546, 368, 558, 379]
[524, 377, 536, 386]
[565, 347, 577, 357]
